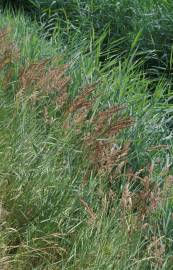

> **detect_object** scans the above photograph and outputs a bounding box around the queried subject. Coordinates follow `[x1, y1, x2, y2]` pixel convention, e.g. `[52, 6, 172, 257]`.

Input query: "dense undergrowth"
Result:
[2, 0, 173, 80]
[0, 11, 173, 270]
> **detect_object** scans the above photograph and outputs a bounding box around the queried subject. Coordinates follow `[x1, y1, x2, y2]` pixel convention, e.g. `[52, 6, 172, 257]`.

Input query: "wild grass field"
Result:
[1, 2, 173, 270]
[2, 0, 173, 79]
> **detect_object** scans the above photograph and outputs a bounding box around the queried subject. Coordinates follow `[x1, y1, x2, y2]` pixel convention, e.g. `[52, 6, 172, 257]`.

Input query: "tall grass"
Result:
[0, 12, 173, 270]
[2, 0, 173, 79]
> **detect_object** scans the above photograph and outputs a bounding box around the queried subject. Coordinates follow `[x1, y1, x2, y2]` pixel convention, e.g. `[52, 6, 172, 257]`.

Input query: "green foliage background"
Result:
[2, 0, 173, 78]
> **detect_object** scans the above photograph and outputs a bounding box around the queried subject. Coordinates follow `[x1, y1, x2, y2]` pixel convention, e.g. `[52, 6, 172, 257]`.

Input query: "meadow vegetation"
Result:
[2, 0, 173, 79]
[0, 2, 173, 270]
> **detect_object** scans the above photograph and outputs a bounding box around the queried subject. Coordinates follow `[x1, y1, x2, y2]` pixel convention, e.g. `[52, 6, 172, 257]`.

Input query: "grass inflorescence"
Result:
[0, 12, 173, 270]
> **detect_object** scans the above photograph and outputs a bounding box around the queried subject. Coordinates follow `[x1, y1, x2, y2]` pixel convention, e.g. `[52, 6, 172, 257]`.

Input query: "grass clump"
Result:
[0, 12, 173, 270]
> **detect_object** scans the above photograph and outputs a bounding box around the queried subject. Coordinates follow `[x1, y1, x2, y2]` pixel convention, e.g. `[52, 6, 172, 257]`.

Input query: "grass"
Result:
[0, 11, 173, 270]
[2, 0, 173, 80]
